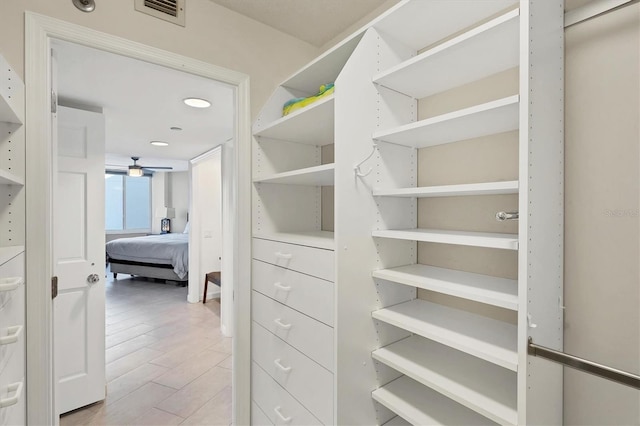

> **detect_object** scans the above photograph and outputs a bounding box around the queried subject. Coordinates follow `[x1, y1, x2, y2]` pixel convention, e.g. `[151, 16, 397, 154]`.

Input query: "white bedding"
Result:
[106, 233, 189, 279]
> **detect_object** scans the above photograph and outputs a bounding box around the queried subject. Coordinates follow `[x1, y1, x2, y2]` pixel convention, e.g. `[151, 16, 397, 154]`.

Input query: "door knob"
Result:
[87, 273, 100, 285]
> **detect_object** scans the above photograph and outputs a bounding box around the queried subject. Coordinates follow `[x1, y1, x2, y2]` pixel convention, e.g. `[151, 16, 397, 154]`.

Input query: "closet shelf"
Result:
[383, 417, 410, 426]
[372, 299, 518, 371]
[253, 231, 335, 251]
[373, 95, 519, 148]
[282, 34, 364, 94]
[0, 169, 24, 186]
[254, 164, 334, 186]
[253, 95, 335, 146]
[372, 228, 518, 251]
[0, 96, 22, 125]
[373, 336, 517, 425]
[373, 264, 517, 311]
[373, 181, 518, 198]
[0, 246, 24, 266]
[372, 375, 496, 426]
[372, 0, 517, 51]
[374, 9, 519, 99]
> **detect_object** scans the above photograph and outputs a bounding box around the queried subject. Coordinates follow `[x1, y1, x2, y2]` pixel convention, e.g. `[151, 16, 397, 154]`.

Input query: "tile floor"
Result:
[60, 272, 231, 426]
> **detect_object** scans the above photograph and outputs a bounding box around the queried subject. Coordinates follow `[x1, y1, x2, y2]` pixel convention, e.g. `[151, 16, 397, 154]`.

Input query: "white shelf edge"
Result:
[373, 264, 518, 311]
[372, 8, 520, 98]
[253, 163, 334, 186]
[373, 180, 518, 198]
[253, 94, 335, 141]
[253, 231, 335, 251]
[372, 228, 518, 251]
[0, 246, 25, 266]
[372, 299, 518, 371]
[372, 95, 519, 148]
[373, 336, 518, 425]
[0, 169, 24, 186]
[372, 375, 496, 426]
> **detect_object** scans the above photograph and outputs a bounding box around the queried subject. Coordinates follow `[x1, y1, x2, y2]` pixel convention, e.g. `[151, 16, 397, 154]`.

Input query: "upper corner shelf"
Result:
[0, 55, 24, 125]
[253, 94, 335, 146]
[373, 180, 519, 198]
[254, 163, 334, 186]
[373, 9, 519, 99]
[372, 0, 518, 51]
[0, 169, 24, 186]
[373, 95, 519, 148]
[281, 33, 364, 94]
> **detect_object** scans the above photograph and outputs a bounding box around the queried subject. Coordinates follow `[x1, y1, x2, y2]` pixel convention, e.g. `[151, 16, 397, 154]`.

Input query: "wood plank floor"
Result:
[60, 272, 231, 426]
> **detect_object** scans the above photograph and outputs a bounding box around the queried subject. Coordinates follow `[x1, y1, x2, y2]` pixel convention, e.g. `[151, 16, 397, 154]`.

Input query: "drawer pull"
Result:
[273, 282, 291, 292]
[274, 252, 292, 260]
[274, 358, 292, 373]
[0, 325, 23, 345]
[274, 406, 292, 423]
[0, 277, 23, 292]
[274, 318, 292, 330]
[0, 381, 23, 408]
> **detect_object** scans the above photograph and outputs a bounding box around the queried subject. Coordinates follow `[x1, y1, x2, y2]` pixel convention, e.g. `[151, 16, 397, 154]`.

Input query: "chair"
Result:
[203, 271, 221, 303]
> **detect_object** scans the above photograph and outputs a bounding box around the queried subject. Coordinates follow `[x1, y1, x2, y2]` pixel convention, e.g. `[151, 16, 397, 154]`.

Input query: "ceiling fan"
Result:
[106, 156, 173, 177]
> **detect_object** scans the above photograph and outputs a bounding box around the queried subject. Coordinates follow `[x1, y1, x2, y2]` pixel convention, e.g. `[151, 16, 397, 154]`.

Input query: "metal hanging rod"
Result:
[528, 338, 640, 390]
[565, 0, 639, 28]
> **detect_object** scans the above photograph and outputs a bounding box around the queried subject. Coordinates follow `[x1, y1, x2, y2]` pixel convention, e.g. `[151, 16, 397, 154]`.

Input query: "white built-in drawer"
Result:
[252, 290, 333, 371]
[0, 253, 24, 312]
[251, 400, 273, 426]
[253, 260, 334, 326]
[252, 362, 322, 426]
[252, 322, 333, 425]
[253, 238, 334, 282]
[0, 320, 25, 426]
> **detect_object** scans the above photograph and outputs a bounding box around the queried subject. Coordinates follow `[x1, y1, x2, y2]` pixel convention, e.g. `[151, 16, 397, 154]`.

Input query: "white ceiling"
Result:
[53, 39, 235, 172]
[208, 0, 391, 47]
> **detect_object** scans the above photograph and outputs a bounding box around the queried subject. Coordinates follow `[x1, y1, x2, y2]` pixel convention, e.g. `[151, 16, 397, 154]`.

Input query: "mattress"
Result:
[106, 233, 189, 279]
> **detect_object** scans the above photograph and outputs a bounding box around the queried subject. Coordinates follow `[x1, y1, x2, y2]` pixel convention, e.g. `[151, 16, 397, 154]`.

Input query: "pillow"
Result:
[183, 221, 190, 234]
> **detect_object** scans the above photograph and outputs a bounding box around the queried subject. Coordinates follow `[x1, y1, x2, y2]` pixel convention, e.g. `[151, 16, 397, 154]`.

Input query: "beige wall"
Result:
[0, 0, 319, 118]
[168, 171, 189, 234]
[564, 4, 639, 424]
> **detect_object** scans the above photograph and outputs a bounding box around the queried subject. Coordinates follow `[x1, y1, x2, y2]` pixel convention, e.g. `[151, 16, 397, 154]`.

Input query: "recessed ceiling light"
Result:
[170, 126, 182, 131]
[183, 97, 211, 108]
[150, 141, 169, 147]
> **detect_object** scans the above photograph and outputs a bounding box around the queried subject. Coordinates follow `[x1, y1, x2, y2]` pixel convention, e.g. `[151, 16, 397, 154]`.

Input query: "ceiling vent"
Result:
[134, 0, 185, 26]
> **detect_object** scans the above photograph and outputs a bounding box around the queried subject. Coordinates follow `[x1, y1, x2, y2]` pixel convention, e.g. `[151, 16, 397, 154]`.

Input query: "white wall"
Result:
[168, 172, 189, 233]
[0, 0, 319, 118]
[151, 172, 165, 234]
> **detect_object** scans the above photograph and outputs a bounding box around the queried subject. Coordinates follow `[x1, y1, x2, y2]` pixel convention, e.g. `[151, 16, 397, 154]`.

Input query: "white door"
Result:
[53, 103, 106, 414]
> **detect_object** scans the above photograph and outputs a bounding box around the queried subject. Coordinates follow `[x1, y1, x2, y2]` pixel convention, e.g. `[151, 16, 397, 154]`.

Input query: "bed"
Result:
[106, 233, 189, 283]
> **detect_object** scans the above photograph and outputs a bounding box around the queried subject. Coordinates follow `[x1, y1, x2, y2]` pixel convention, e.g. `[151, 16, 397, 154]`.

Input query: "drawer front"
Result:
[0, 284, 24, 374]
[253, 238, 334, 282]
[251, 400, 273, 426]
[0, 321, 25, 426]
[252, 323, 333, 425]
[252, 291, 333, 371]
[0, 253, 24, 311]
[252, 260, 333, 326]
[252, 362, 322, 426]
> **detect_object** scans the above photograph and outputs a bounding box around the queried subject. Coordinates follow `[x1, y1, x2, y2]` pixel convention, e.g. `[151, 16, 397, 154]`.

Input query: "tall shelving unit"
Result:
[0, 54, 26, 426]
[251, 1, 564, 425]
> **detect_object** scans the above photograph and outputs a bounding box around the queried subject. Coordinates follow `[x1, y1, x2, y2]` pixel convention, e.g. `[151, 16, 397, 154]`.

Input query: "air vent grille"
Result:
[145, 0, 177, 17]
[134, 0, 185, 26]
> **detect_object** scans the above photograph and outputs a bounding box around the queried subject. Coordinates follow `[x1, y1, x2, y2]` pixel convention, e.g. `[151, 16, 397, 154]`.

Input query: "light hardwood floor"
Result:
[60, 272, 231, 426]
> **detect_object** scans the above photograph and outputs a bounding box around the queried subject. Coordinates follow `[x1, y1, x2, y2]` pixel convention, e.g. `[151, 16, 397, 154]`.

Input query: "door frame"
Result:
[24, 12, 252, 425]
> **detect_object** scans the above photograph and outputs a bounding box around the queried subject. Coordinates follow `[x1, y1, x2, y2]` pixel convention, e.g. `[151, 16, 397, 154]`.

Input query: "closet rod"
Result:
[528, 338, 640, 390]
[565, 0, 639, 28]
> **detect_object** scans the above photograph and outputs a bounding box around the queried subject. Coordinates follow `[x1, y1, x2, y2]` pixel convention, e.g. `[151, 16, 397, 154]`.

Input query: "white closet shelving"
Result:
[372, 228, 519, 250]
[0, 53, 26, 426]
[251, 1, 563, 425]
[372, 95, 520, 148]
[372, 264, 518, 310]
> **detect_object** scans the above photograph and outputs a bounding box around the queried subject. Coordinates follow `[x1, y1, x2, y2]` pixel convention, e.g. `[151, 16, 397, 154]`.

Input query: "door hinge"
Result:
[51, 90, 57, 113]
[51, 276, 58, 299]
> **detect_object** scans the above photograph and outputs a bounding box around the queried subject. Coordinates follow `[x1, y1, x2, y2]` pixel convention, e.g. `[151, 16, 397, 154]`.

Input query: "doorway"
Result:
[24, 12, 251, 426]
